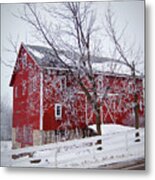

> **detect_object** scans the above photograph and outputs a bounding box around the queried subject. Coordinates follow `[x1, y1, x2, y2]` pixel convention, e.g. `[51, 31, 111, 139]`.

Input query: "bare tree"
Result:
[16, 2, 113, 136]
[104, 6, 144, 141]
[2, 34, 20, 68]
[12, 2, 144, 141]
[0, 97, 12, 141]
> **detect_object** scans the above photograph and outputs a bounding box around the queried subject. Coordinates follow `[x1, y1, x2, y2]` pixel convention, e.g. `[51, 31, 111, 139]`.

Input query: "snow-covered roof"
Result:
[24, 44, 66, 68]
[23, 43, 144, 78]
[24, 44, 126, 68]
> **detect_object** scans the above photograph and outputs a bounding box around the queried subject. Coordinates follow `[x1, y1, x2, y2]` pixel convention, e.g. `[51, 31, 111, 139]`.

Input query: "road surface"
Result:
[98, 158, 145, 170]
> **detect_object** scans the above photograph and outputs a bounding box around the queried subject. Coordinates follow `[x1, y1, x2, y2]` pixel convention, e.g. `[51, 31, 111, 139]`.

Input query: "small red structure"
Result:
[10, 43, 144, 148]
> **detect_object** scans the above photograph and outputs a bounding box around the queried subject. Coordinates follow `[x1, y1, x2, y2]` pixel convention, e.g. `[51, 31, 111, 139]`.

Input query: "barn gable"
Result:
[25, 45, 66, 68]
[9, 43, 42, 87]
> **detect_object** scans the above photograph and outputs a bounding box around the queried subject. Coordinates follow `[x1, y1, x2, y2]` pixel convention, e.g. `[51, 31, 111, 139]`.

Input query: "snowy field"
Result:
[1, 124, 145, 168]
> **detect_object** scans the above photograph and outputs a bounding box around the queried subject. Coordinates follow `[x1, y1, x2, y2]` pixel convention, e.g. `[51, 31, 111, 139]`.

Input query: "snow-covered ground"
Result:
[89, 124, 136, 135]
[0, 124, 145, 168]
[1, 141, 12, 167]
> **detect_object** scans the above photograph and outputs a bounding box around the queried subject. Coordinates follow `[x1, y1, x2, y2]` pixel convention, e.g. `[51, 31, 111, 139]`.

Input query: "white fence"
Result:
[12, 128, 145, 168]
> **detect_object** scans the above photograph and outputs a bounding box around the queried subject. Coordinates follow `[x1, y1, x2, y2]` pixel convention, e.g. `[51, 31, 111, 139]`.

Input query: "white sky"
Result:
[0, 0, 144, 106]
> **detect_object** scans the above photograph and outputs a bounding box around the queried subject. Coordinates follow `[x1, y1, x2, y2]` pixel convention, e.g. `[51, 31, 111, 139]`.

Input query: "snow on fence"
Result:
[11, 128, 144, 168]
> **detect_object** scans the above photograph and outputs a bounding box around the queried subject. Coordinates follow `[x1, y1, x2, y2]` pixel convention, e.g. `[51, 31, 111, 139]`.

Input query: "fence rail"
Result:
[12, 128, 145, 167]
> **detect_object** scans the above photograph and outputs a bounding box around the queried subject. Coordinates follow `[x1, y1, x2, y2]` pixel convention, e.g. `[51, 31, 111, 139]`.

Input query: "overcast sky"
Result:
[1, 0, 144, 106]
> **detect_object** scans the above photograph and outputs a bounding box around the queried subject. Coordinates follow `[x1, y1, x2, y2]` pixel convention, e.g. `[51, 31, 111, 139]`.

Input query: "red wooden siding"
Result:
[10, 43, 145, 148]
[11, 44, 42, 146]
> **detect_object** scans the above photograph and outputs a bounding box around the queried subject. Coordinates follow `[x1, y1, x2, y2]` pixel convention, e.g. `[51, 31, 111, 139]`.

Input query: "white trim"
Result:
[40, 72, 43, 130]
[107, 93, 119, 97]
[139, 100, 143, 111]
[42, 66, 69, 71]
[77, 91, 85, 94]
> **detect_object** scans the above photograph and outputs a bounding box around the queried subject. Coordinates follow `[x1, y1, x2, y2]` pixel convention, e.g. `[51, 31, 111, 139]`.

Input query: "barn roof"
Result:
[9, 43, 144, 86]
[24, 44, 129, 69]
[24, 44, 67, 68]
[24, 44, 144, 76]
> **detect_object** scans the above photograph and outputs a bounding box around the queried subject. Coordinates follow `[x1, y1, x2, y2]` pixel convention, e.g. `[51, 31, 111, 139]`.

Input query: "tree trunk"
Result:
[94, 103, 101, 135]
[94, 103, 102, 150]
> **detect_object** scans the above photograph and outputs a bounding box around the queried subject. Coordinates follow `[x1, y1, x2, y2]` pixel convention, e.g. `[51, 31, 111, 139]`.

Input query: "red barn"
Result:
[10, 43, 144, 149]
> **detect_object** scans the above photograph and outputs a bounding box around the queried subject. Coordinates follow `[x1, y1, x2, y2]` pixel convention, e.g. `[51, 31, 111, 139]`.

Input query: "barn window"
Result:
[55, 103, 62, 119]
[28, 62, 33, 69]
[128, 81, 134, 93]
[60, 76, 66, 90]
[22, 80, 26, 95]
[97, 76, 103, 91]
[22, 53, 27, 68]
[32, 76, 37, 92]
